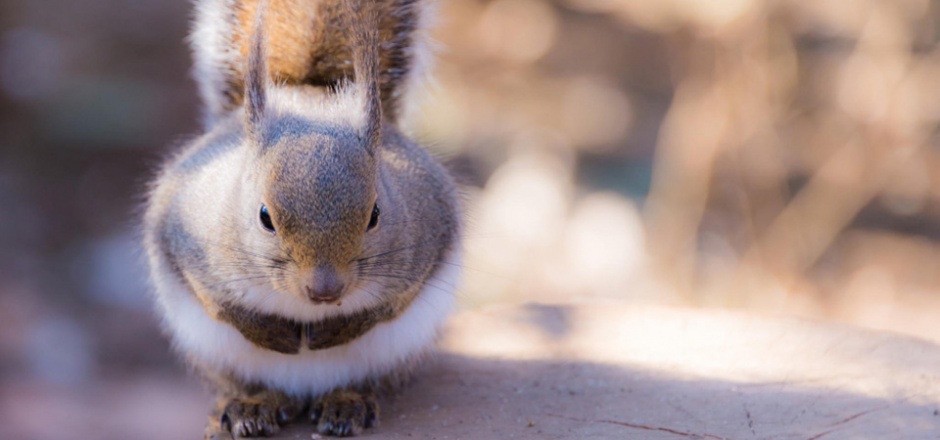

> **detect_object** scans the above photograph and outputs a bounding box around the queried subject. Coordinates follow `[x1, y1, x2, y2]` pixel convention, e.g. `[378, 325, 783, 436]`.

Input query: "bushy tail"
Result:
[190, 0, 431, 129]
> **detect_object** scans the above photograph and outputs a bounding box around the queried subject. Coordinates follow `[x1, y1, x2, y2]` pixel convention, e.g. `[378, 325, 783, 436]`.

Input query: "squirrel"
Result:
[142, 0, 461, 437]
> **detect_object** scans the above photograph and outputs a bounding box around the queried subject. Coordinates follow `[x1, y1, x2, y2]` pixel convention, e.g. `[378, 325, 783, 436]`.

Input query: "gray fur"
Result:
[244, 3, 268, 143]
[144, 0, 459, 437]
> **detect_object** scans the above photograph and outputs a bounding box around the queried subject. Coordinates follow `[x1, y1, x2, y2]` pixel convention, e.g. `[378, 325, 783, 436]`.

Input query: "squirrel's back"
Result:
[192, 0, 432, 128]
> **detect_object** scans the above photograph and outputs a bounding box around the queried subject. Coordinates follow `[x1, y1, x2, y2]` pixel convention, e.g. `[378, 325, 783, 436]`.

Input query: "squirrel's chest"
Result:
[215, 301, 400, 354]
[152, 252, 461, 395]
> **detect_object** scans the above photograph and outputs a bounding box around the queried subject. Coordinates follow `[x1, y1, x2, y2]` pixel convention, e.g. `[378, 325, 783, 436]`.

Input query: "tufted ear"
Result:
[244, 2, 268, 146]
[346, 0, 382, 156]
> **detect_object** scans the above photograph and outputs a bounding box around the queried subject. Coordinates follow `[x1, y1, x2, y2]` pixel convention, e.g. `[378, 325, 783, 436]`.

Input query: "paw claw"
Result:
[217, 394, 300, 438]
[310, 390, 379, 437]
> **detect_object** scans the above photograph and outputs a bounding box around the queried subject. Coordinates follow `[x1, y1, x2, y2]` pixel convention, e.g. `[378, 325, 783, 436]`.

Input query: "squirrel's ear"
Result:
[347, 0, 382, 156]
[244, 2, 268, 146]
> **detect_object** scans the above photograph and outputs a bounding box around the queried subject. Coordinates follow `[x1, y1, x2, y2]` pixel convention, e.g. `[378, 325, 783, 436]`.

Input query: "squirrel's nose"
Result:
[305, 266, 345, 303]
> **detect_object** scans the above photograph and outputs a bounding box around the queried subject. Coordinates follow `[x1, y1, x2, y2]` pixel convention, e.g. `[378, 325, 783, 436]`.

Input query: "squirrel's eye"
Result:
[367, 203, 380, 231]
[259, 204, 276, 233]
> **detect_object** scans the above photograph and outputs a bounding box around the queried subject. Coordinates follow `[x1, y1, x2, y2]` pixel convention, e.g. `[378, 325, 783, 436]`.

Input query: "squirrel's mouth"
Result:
[299, 265, 351, 304]
[308, 294, 343, 306]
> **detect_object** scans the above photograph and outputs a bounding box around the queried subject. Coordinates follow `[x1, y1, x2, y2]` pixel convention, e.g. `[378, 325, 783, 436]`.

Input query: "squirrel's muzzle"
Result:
[305, 265, 346, 304]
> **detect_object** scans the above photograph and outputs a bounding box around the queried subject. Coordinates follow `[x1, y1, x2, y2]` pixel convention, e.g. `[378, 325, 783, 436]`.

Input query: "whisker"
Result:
[358, 273, 458, 294]
[355, 238, 451, 262]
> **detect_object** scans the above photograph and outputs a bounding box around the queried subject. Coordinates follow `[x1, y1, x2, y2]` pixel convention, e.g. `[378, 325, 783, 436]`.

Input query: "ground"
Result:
[272, 303, 940, 439]
[4, 302, 939, 439]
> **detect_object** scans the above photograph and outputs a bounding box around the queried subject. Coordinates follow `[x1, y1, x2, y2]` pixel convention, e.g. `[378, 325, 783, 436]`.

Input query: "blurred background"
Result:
[2, 0, 940, 438]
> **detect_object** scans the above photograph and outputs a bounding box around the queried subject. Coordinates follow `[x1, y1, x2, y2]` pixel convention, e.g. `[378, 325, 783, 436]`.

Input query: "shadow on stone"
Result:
[273, 353, 939, 439]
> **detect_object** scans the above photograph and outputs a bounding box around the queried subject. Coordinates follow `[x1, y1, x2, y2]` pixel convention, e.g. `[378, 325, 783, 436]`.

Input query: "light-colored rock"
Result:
[273, 302, 940, 438]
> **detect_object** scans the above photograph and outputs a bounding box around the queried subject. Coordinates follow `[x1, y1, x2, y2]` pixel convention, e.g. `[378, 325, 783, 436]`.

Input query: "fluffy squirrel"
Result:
[142, 0, 461, 437]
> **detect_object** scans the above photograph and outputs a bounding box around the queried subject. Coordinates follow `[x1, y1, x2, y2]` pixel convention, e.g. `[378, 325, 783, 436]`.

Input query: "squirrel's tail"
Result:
[190, 0, 432, 129]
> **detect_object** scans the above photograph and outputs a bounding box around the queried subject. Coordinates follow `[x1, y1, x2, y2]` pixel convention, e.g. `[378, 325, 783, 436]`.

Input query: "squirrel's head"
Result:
[236, 1, 386, 305]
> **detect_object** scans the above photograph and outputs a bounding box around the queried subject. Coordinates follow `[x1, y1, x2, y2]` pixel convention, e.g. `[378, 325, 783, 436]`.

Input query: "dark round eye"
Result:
[367, 203, 380, 231]
[259, 204, 275, 233]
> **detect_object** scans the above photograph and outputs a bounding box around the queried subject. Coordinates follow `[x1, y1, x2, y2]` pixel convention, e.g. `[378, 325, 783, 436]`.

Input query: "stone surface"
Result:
[266, 302, 940, 439]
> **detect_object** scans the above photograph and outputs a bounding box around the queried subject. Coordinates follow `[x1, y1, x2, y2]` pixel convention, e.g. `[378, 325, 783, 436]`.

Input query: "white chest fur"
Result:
[152, 253, 460, 396]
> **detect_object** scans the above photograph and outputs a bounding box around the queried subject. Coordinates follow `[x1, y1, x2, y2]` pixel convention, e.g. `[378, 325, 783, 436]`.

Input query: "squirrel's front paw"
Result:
[216, 393, 301, 438]
[309, 390, 379, 437]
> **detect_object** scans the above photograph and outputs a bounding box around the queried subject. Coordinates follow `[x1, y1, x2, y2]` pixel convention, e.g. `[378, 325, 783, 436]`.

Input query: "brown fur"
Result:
[227, 0, 421, 123]
[216, 297, 407, 353]
[217, 302, 303, 354]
